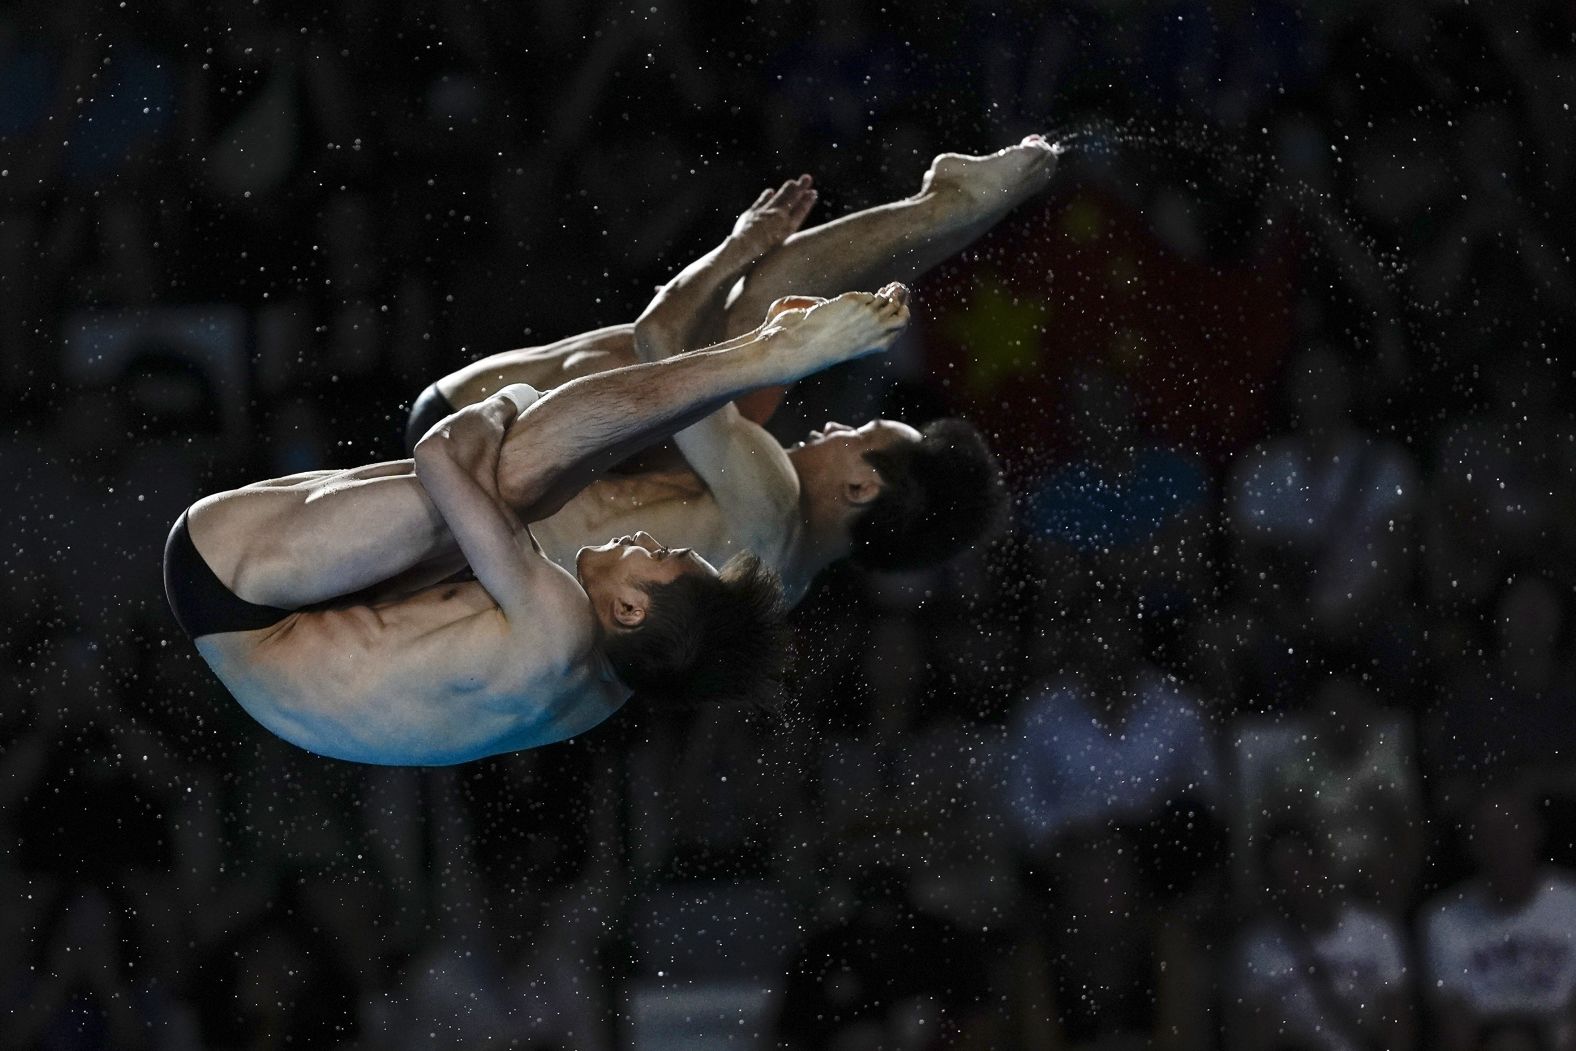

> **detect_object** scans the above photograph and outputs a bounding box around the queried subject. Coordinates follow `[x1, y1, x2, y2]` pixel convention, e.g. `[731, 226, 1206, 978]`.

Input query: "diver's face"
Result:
[789, 419, 921, 523]
[574, 531, 716, 595]
[800, 418, 919, 448]
[792, 418, 920, 473]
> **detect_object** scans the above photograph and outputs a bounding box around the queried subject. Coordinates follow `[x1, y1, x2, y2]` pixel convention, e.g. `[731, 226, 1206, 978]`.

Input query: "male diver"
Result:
[409, 138, 1058, 602]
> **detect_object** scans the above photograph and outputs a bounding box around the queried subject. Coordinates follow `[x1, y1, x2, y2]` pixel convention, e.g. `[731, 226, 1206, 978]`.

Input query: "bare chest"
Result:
[194, 584, 619, 764]
[532, 471, 733, 564]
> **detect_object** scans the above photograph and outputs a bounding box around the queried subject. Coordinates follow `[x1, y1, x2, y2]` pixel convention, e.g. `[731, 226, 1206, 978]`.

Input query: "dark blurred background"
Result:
[3, 0, 1575, 1048]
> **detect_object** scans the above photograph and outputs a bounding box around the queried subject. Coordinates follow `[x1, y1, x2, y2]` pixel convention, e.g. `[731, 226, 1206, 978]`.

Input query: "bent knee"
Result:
[499, 382, 544, 414]
[224, 527, 312, 608]
[187, 492, 312, 608]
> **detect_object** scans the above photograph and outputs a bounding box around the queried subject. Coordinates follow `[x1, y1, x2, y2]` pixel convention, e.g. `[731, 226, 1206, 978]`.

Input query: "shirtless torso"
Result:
[193, 540, 616, 766]
[534, 468, 810, 602]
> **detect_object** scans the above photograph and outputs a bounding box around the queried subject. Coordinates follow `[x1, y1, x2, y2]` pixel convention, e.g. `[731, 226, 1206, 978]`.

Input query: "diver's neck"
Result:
[791, 463, 852, 577]
[797, 514, 851, 577]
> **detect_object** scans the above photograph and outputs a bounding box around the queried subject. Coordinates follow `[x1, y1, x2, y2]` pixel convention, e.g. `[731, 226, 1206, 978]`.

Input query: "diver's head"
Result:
[791, 417, 1007, 571]
[578, 533, 788, 707]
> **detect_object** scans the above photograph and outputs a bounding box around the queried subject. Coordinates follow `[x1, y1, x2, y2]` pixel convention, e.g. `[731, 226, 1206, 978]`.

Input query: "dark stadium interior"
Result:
[3, 0, 1575, 1048]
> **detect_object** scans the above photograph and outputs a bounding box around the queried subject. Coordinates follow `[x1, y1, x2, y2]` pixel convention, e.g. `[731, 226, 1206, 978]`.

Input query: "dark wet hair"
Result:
[604, 552, 788, 708]
[848, 418, 1008, 571]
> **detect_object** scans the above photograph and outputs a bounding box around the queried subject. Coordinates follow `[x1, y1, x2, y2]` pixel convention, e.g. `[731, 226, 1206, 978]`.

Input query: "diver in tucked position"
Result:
[164, 286, 910, 765]
[409, 137, 1057, 603]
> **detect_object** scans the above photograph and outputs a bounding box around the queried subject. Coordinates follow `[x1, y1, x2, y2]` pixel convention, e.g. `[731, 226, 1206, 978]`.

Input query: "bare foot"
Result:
[761, 283, 910, 376]
[730, 175, 819, 264]
[918, 134, 1058, 215]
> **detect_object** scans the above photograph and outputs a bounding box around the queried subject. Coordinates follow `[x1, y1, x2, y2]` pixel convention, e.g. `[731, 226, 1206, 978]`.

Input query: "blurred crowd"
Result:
[3, 0, 1575, 1048]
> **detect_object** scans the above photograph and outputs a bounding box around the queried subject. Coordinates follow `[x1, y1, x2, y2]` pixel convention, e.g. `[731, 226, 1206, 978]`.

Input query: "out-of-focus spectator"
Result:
[1424, 577, 1576, 817]
[3, 885, 200, 1051]
[1411, 105, 1576, 321]
[1228, 821, 1415, 1051]
[856, 612, 930, 744]
[2, 635, 176, 887]
[997, 829, 1211, 1050]
[1234, 675, 1424, 910]
[1424, 359, 1563, 610]
[773, 864, 994, 1050]
[1227, 345, 1419, 641]
[387, 878, 610, 1050]
[969, 0, 1080, 142]
[1025, 366, 1211, 627]
[191, 913, 361, 1050]
[763, 0, 906, 173]
[1004, 590, 1220, 854]
[1144, 1, 1315, 130]
[628, 702, 799, 882]
[1476, 1020, 1557, 1051]
[379, 770, 611, 1050]
[1422, 785, 1576, 1051]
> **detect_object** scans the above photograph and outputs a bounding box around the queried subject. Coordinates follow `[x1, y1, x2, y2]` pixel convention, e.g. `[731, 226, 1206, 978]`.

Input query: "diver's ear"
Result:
[845, 476, 883, 505]
[612, 588, 647, 628]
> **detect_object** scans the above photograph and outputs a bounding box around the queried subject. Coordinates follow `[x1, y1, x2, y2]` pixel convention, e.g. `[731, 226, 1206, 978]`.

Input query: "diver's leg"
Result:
[717, 136, 1056, 420]
[722, 136, 1058, 335]
[186, 460, 449, 609]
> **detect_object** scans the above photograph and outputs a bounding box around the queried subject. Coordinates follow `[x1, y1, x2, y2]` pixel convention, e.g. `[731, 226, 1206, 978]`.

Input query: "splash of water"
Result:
[1039, 115, 1420, 328]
